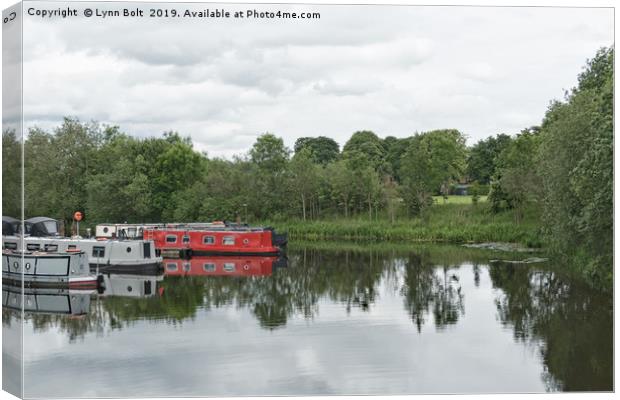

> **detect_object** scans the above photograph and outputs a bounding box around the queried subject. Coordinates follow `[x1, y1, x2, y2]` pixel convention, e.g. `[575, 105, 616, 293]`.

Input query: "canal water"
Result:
[5, 243, 613, 397]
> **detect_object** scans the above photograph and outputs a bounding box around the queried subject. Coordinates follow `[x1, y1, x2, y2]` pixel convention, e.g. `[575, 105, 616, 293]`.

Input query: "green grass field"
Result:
[432, 195, 488, 204]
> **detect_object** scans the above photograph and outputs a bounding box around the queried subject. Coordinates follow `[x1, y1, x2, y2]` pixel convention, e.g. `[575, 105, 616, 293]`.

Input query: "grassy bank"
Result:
[268, 203, 543, 247]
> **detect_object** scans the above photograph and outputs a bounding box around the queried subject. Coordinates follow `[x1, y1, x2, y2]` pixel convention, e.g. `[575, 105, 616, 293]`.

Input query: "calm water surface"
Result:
[4, 243, 613, 397]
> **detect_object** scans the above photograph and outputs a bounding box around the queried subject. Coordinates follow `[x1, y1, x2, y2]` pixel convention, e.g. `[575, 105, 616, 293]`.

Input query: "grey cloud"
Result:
[19, 3, 614, 158]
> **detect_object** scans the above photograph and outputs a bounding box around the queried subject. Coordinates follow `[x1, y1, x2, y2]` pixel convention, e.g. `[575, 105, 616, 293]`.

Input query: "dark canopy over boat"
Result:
[2, 216, 19, 236]
[25, 217, 61, 237]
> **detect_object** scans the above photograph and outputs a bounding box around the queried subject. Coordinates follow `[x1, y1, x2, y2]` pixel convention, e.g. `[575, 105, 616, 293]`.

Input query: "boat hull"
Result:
[90, 261, 162, 274]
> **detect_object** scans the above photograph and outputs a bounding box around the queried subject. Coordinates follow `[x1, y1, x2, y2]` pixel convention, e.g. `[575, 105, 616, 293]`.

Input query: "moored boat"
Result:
[2, 217, 163, 273]
[2, 249, 99, 289]
[96, 221, 287, 256]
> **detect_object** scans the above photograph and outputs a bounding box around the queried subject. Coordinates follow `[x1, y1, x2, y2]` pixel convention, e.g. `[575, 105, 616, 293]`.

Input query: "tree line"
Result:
[2, 47, 612, 283]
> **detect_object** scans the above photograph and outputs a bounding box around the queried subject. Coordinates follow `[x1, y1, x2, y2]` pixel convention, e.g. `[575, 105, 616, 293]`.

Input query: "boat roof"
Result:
[25, 217, 57, 224]
[2, 216, 19, 224]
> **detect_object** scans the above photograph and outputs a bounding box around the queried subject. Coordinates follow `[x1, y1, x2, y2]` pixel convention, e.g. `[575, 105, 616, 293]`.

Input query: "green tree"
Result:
[383, 136, 413, 183]
[86, 133, 154, 223]
[326, 160, 356, 218]
[400, 129, 467, 215]
[342, 130, 388, 173]
[466, 134, 512, 184]
[3, 130, 22, 218]
[293, 136, 340, 165]
[289, 148, 320, 220]
[249, 133, 291, 220]
[538, 47, 613, 285]
[490, 127, 543, 222]
[250, 133, 290, 173]
[25, 118, 102, 225]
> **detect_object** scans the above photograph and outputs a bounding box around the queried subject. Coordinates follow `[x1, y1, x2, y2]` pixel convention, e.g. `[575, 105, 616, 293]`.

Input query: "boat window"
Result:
[93, 246, 105, 258]
[223, 263, 235, 272]
[166, 263, 178, 271]
[166, 235, 177, 243]
[203, 236, 215, 244]
[103, 227, 109, 233]
[126, 247, 132, 253]
[143, 242, 151, 258]
[68, 245, 77, 250]
[203, 263, 216, 272]
[223, 236, 235, 245]
[44, 244, 58, 252]
[26, 243, 40, 251]
[4, 242, 17, 250]
[182, 235, 190, 244]
[43, 221, 59, 235]
[128, 227, 137, 238]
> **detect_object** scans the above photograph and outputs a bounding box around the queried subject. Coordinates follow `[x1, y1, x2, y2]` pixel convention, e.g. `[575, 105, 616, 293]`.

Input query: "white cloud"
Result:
[20, 2, 614, 157]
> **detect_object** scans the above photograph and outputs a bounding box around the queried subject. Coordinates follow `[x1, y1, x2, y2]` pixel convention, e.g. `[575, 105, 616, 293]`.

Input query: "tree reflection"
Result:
[10, 245, 612, 392]
[400, 253, 464, 331]
[489, 262, 612, 391]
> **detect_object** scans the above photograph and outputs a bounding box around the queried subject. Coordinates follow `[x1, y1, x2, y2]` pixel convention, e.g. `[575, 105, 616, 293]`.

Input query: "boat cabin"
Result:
[96, 223, 162, 240]
[25, 217, 61, 237]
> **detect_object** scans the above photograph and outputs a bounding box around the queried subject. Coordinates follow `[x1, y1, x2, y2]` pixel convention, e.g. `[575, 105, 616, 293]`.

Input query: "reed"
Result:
[266, 203, 542, 247]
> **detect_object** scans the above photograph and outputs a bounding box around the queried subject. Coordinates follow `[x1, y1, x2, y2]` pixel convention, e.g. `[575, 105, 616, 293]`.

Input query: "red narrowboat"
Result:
[144, 223, 286, 256]
[163, 256, 287, 277]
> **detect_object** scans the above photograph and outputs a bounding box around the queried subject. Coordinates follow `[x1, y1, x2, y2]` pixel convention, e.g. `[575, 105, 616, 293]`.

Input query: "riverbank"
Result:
[268, 203, 543, 247]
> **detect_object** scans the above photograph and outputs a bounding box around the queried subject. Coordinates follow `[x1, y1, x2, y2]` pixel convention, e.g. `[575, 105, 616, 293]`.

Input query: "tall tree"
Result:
[249, 133, 291, 220]
[489, 128, 543, 221]
[342, 130, 388, 173]
[538, 47, 613, 285]
[293, 136, 340, 165]
[399, 129, 467, 215]
[289, 148, 320, 220]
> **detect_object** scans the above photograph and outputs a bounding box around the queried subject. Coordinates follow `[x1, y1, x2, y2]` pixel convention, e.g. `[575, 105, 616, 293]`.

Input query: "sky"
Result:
[15, 2, 615, 158]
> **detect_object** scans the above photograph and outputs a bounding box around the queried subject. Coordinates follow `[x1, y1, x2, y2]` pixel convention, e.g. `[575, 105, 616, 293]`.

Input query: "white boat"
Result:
[2, 250, 99, 289]
[2, 217, 162, 273]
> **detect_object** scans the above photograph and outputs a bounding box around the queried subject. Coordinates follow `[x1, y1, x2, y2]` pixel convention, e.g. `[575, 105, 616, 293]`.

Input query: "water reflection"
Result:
[489, 262, 613, 391]
[5, 244, 613, 394]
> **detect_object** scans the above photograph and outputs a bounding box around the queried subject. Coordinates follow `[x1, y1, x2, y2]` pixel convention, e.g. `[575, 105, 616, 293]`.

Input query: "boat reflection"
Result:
[2, 284, 93, 316]
[99, 273, 165, 298]
[163, 256, 288, 277]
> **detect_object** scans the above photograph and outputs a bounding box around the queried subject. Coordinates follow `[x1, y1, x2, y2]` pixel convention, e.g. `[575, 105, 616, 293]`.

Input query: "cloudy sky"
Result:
[18, 2, 614, 158]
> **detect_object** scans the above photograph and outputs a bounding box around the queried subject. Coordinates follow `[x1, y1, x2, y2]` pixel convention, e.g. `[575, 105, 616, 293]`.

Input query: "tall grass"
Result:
[267, 203, 543, 247]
